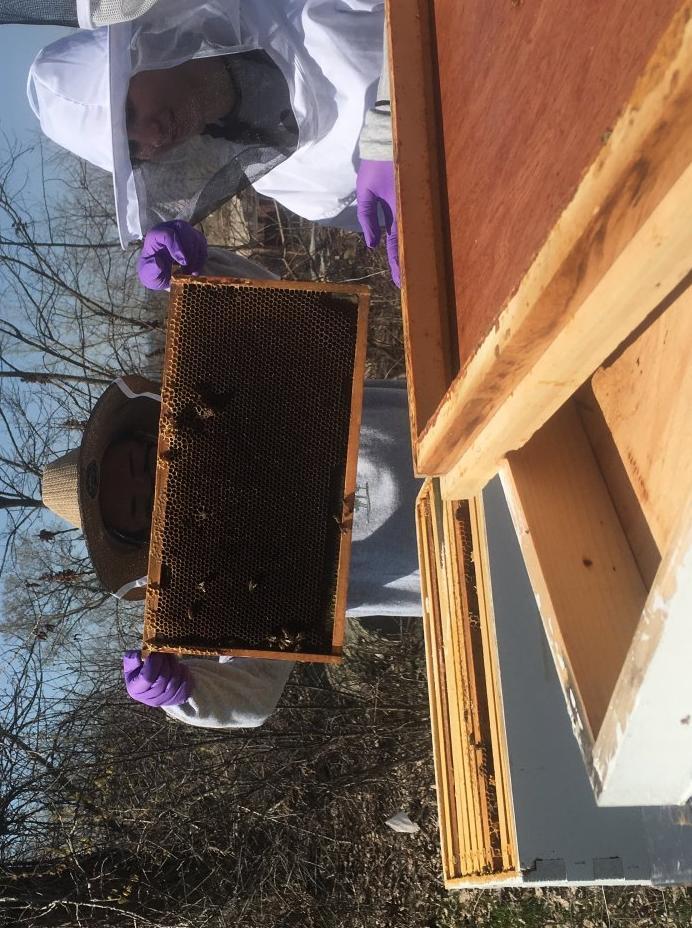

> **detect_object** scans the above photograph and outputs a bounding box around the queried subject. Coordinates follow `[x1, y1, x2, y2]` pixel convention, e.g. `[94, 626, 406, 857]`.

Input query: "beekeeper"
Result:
[41, 375, 422, 728]
[27, 0, 399, 284]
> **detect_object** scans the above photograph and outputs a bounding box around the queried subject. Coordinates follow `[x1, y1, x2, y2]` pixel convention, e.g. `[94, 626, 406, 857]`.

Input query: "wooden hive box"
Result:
[388, 0, 692, 809]
[142, 277, 368, 664]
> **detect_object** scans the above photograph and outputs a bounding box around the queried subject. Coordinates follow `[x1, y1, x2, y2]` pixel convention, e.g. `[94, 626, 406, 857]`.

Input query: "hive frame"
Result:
[143, 276, 369, 664]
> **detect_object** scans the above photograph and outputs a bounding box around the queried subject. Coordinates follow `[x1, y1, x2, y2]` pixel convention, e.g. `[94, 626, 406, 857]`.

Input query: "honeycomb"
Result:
[142, 277, 368, 660]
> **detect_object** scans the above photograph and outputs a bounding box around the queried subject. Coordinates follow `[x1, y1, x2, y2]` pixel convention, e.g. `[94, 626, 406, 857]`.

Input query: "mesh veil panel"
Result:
[0, 0, 158, 28]
[89, 0, 160, 26]
[134, 50, 299, 233]
[0, 0, 160, 26]
[0, 1, 77, 25]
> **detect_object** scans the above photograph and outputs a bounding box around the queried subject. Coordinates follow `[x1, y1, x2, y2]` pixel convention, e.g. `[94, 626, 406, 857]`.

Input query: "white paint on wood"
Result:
[593, 500, 692, 806]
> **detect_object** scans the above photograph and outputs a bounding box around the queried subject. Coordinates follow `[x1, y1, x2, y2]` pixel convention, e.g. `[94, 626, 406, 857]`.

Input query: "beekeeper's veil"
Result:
[1, 0, 160, 27]
[27, 0, 300, 245]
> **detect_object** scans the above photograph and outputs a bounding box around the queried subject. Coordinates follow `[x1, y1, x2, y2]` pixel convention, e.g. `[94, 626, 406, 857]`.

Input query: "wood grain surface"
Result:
[423, 3, 692, 490]
[503, 401, 648, 739]
[432, 0, 683, 366]
[591, 278, 692, 554]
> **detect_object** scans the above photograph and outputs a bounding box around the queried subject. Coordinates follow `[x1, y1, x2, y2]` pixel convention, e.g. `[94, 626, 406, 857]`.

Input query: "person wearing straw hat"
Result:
[41, 375, 422, 729]
[27, 0, 400, 285]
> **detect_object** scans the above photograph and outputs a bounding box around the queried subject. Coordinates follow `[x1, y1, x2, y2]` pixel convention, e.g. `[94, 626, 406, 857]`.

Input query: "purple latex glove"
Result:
[137, 220, 208, 291]
[356, 159, 400, 288]
[122, 650, 193, 707]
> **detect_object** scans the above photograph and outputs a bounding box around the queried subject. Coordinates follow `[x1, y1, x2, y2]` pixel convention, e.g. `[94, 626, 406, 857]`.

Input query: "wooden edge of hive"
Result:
[420, 5, 692, 491]
[439, 496, 488, 873]
[386, 0, 457, 452]
[469, 495, 519, 874]
[415, 482, 460, 880]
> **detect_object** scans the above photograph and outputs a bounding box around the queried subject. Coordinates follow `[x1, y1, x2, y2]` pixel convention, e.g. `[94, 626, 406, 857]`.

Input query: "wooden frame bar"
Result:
[416, 480, 518, 885]
[387, 0, 456, 445]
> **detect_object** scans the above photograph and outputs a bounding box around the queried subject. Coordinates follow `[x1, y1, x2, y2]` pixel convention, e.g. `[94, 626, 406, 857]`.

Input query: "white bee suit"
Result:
[28, 0, 385, 246]
[249, 0, 385, 221]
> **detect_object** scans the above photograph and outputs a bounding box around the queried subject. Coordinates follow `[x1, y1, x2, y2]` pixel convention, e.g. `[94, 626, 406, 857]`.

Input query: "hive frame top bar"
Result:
[174, 274, 371, 298]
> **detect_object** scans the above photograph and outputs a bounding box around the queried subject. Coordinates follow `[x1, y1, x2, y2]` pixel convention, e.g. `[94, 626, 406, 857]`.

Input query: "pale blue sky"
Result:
[0, 25, 75, 592]
[0, 26, 131, 665]
[0, 25, 71, 143]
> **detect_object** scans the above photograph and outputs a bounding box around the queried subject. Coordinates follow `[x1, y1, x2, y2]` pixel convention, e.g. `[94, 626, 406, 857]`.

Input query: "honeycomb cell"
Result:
[142, 278, 365, 658]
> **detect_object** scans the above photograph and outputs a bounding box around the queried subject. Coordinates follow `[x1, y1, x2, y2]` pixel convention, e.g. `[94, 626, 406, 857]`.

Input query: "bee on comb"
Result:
[267, 628, 305, 652]
[193, 381, 235, 417]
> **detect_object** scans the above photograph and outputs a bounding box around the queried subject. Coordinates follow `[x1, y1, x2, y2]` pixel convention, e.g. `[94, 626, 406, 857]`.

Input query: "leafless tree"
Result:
[0, 135, 435, 928]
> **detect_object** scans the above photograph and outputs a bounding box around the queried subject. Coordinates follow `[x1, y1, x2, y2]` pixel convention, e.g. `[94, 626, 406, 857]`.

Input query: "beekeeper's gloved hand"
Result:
[123, 650, 193, 707]
[356, 159, 400, 288]
[137, 220, 208, 291]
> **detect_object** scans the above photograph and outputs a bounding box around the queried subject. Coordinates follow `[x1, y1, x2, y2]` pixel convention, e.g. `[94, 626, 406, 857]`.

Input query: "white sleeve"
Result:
[358, 30, 392, 161]
[162, 656, 294, 729]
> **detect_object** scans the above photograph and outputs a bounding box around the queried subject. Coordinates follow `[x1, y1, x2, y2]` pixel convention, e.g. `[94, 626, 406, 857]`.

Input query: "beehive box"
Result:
[142, 276, 368, 663]
[389, 0, 692, 482]
[388, 0, 692, 808]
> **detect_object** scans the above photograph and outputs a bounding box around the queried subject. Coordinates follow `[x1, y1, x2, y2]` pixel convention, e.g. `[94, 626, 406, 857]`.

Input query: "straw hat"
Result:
[41, 375, 161, 599]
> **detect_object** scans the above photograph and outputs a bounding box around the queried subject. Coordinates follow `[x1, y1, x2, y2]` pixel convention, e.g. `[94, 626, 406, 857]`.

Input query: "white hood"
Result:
[27, 0, 384, 245]
[27, 27, 115, 172]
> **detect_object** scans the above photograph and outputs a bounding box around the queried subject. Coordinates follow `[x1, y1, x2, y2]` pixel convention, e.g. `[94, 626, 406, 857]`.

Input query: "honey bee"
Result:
[160, 414, 176, 439]
[267, 628, 305, 651]
[167, 405, 205, 436]
[342, 492, 356, 516]
[332, 514, 352, 535]
[159, 446, 179, 463]
[195, 570, 218, 595]
[149, 563, 171, 593]
[247, 571, 265, 593]
[193, 381, 235, 416]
